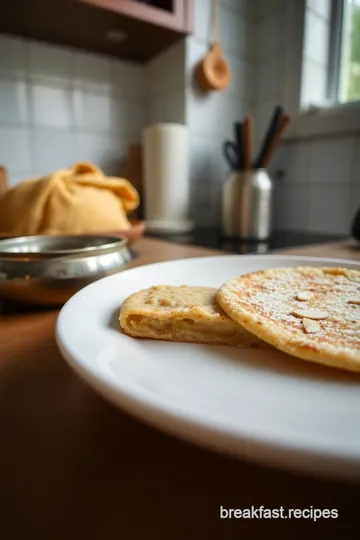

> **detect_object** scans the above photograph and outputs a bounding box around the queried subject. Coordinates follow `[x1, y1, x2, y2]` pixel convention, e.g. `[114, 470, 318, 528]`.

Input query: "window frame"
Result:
[284, 0, 360, 140]
[327, 0, 345, 103]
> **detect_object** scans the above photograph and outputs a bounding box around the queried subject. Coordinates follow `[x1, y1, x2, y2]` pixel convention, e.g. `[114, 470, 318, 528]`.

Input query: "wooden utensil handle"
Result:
[211, 0, 220, 43]
[259, 114, 291, 168]
[235, 122, 243, 171]
[0, 166, 8, 197]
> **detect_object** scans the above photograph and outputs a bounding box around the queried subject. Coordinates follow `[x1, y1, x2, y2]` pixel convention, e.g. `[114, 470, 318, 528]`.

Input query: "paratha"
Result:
[119, 285, 269, 348]
[217, 267, 360, 372]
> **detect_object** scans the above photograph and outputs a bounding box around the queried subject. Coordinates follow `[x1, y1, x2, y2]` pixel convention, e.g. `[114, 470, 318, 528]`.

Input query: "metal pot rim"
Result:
[0, 234, 128, 260]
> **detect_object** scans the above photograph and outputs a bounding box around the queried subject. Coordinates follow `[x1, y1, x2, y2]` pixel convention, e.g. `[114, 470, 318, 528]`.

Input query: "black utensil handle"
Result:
[223, 141, 239, 170]
[254, 105, 283, 169]
[351, 207, 360, 241]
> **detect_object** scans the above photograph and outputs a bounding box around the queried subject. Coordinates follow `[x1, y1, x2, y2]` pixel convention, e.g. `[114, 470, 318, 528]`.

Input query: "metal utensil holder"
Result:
[222, 169, 273, 240]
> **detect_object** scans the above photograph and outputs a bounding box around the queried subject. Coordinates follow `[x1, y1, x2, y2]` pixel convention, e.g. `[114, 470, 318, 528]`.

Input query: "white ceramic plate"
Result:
[56, 254, 360, 481]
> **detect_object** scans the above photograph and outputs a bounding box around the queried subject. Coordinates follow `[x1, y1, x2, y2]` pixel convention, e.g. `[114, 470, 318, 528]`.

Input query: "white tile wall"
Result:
[350, 137, 360, 184]
[185, 39, 207, 89]
[75, 91, 112, 132]
[111, 99, 146, 138]
[111, 59, 144, 100]
[148, 91, 185, 125]
[270, 137, 357, 234]
[308, 137, 355, 184]
[73, 50, 111, 93]
[0, 126, 31, 171]
[221, 0, 248, 16]
[224, 55, 252, 101]
[350, 184, 360, 222]
[220, 7, 248, 58]
[185, 0, 253, 225]
[187, 87, 218, 136]
[31, 84, 73, 129]
[29, 42, 72, 82]
[251, 0, 356, 236]
[194, 0, 212, 42]
[252, 0, 285, 135]
[0, 78, 28, 124]
[246, 20, 256, 61]
[144, 40, 186, 130]
[189, 131, 224, 226]
[216, 96, 249, 141]
[273, 183, 310, 231]
[0, 34, 146, 185]
[74, 132, 126, 174]
[251, 0, 286, 174]
[0, 35, 26, 75]
[33, 128, 74, 174]
[145, 40, 185, 100]
[256, 55, 282, 103]
[75, 132, 113, 163]
[308, 184, 351, 233]
[257, 11, 283, 60]
[270, 142, 312, 184]
[190, 177, 222, 226]
[190, 133, 220, 182]
[253, 0, 285, 21]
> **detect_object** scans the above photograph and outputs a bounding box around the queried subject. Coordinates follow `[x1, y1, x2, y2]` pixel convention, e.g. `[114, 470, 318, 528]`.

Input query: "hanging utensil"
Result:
[259, 113, 291, 168]
[242, 116, 253, 171]
[194, 0, 231, 92]
[254, 106, 283, 169]
[222, 140, 241, 170]
[234, 122, 243, 169]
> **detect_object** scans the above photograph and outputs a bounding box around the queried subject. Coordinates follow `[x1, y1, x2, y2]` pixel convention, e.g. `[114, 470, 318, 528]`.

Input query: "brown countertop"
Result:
[0, 237, 359, 539]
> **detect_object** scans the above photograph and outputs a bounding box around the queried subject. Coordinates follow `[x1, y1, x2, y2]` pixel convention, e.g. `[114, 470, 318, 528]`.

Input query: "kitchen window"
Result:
[285, 0, 360, 139]
[328, 0, 360, 104]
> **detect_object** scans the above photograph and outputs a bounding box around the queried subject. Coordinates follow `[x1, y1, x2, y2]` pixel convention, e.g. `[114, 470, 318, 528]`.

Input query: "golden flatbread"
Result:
[119, 285, 270, 348]
[217, 267, 360, 372]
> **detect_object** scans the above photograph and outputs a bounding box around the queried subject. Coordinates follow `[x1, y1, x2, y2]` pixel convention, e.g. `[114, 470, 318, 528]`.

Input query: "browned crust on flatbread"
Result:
[119, 285, 270, 348]
[217, 267, 360, 372]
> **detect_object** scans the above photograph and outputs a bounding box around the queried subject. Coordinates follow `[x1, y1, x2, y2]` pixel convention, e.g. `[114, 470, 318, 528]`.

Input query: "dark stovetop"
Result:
[145, 228, 346, 254]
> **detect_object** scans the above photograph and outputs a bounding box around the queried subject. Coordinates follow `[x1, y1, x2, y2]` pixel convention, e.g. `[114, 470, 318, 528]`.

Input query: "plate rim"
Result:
[56, 253, 360, 481]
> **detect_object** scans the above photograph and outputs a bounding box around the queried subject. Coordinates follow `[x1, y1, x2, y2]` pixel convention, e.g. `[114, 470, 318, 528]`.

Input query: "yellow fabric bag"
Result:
[0, 162, 139, 235]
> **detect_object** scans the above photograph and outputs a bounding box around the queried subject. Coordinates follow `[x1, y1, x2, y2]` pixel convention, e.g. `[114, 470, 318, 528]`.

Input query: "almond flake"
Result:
[296, 291, 313, 301]
[348, 297, 360, 305]
[302, 318, 321, 334]
[292, 308, 329, 320]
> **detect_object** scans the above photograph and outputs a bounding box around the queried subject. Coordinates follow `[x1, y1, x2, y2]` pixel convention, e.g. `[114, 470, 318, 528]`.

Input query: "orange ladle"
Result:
[195, 0, 231, 92]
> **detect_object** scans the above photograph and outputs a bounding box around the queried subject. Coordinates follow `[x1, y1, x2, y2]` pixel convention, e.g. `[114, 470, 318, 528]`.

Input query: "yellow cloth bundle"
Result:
[0, 162, 139, 235]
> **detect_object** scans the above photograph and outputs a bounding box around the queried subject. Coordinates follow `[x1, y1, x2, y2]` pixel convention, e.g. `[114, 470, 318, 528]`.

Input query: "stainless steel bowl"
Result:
[0, 235, 132, 306]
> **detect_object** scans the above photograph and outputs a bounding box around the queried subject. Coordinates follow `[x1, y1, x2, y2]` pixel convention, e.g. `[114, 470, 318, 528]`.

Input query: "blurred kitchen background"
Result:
[0, 0, 359, 248]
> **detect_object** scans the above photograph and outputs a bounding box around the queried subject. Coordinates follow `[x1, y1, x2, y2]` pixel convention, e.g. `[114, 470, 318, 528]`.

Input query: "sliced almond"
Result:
[348, 297, 360, 305]
[292, 308, 329, 320]
[296, 290, 313, 301]
[302, 318, 321, 334]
